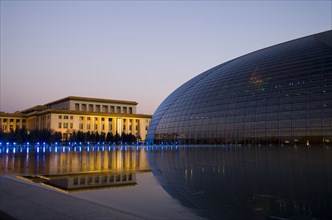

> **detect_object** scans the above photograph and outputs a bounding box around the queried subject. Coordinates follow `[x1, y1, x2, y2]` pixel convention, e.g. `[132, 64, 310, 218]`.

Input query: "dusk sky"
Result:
[1, 1, 331, 114]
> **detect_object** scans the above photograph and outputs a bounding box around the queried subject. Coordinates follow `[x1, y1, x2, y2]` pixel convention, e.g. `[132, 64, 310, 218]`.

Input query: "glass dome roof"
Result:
[147, 30, 332, 146]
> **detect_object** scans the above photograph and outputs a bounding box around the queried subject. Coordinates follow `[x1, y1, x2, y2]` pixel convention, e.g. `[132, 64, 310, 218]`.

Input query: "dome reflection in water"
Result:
[147, 145, 332, 220]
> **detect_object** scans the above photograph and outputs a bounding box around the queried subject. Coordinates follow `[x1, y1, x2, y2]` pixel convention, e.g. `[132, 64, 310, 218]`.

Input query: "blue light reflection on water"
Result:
[0, 144, 331, 220]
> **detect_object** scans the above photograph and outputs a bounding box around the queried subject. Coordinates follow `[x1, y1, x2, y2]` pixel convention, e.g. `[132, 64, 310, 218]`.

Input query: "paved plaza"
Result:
[0, 176, 144, 220]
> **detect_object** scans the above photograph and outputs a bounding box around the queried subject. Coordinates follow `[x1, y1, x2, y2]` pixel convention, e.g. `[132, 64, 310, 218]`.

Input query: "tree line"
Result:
[0, 128, 140, 144]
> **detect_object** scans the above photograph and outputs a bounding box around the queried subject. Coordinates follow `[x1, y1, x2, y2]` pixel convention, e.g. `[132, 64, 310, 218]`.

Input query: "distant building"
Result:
[0, 96, 152, 142]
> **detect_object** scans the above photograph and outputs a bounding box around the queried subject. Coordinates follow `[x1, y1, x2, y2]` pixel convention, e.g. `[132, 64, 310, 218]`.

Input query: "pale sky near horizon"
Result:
[1, 1, 331, 115]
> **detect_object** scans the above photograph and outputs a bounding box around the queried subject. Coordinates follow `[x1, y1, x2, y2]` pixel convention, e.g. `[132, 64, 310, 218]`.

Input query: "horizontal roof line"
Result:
[45, 96, 138, 106]
[27, 109, 152, 118]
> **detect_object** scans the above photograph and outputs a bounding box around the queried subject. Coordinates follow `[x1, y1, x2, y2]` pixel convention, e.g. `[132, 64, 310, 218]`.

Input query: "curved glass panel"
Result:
[147, 30, 332, 146]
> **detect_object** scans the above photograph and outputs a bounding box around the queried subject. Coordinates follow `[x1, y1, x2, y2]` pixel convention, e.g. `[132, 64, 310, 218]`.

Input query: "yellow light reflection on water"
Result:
[0, 146, 149, 175]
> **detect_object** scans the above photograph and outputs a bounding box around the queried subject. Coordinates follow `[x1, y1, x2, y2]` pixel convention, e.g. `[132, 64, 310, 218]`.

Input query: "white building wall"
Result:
[20, 112, 150, 141]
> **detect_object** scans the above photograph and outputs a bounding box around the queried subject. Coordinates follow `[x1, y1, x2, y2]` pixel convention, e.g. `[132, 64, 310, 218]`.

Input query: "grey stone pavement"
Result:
[0, 175, 145, 220]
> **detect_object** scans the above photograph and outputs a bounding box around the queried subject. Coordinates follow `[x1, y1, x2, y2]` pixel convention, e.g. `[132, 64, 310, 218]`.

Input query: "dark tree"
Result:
[70, 132, 77, 142]
[100, 132, 106, 143]
[76, 131, 85, 143]
[95, 132, 100, 143]
[114, 132, 121, 144]
[106, 132, 114, 143]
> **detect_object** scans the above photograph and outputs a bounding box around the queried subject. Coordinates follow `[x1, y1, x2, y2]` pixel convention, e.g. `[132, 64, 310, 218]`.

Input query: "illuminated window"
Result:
[73, 178, 78, 185]
[102, 176, 107, 183]
[109, 176, 114, 182]
[80, 178, 86, 185]
[64, 115, 69, 119]
[79, 123, 83, 130]
[82, 104, 87, 111]
[102, 105, 108, 112]
[88, 104, 93, 112]
[63, 123, 68, 128]
[70, 123, 73, 129]
[87, 177, 92, 185]
[58, 123, 62, 128]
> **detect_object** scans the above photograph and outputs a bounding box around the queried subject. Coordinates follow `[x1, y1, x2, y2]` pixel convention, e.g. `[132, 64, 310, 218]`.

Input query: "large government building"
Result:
[0, 96, 152, 142]
[147, 30, 332, 146]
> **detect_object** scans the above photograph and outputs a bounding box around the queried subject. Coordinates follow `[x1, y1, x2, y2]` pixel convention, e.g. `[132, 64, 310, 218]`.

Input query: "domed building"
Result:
[147, 30, 332, 146]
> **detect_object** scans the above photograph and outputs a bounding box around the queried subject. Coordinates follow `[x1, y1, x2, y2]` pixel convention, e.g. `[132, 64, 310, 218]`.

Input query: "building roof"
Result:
[28, 108, 152, 118]
[0, 112, 26, 117]
[45, 96, 138, 106]
[19, 105, 50, 114]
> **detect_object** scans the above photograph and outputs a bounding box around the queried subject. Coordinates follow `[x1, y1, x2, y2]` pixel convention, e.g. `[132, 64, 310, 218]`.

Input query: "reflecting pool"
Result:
[1, 145, 331, 219]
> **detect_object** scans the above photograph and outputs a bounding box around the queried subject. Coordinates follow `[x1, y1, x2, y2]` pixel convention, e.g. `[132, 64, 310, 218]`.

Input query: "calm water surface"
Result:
[1, 145, 331, 220]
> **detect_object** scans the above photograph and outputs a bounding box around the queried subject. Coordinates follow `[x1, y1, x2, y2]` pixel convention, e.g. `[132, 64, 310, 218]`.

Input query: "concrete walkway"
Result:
[0, 175, 145, 220]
